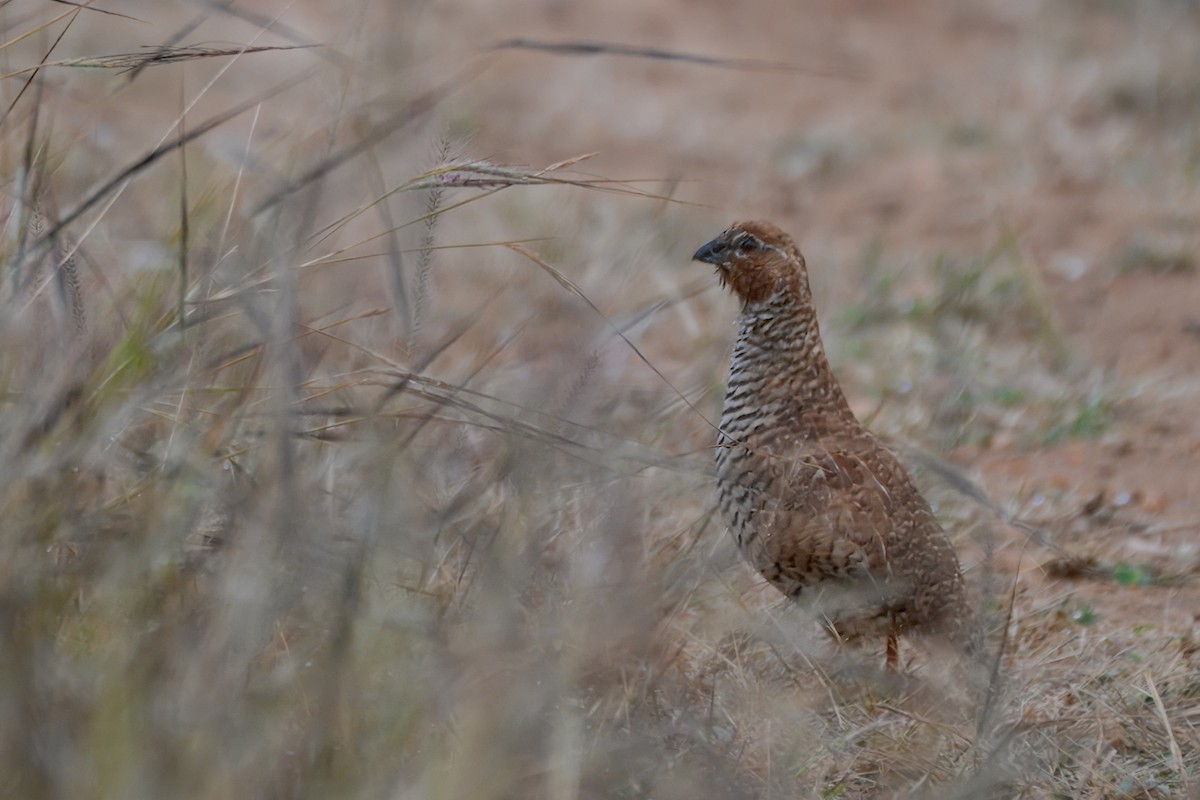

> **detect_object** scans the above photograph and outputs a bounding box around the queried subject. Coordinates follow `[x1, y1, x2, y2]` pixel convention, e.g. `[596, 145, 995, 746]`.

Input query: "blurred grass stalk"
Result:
[0, 9, 734, 799]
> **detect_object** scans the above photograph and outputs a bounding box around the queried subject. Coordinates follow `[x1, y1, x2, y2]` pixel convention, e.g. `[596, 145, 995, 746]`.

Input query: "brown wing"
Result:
[741, 433, 954, 634]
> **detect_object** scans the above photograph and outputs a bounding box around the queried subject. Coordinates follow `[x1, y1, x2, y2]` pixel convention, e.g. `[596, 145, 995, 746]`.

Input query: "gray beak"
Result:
[693, 235, 727, 265]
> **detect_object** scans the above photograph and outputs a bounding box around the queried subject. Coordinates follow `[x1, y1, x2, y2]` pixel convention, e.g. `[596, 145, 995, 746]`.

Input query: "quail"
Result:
[694, 221, 971, 669]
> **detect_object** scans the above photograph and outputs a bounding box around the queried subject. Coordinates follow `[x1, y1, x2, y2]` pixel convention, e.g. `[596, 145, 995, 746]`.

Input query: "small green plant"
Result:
[1072, 604, 1099, 626]
[819, 782, 849, 798]
[991, 386, 1025, 407]
[1042, 393, 1114, 445]
[1112, 562, 1153, 587]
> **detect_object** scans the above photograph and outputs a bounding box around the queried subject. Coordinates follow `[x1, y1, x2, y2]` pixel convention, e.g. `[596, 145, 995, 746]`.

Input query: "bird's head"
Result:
[692, 220, 808, 306]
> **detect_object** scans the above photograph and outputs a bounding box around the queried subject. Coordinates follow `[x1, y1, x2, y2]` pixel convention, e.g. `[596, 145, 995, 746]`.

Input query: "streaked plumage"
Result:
[694, 221, 971, 668]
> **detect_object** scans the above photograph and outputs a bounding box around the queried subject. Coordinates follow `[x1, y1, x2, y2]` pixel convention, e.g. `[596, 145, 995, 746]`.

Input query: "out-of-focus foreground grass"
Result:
[0, 6, 776, 798]
[2, 3, 1198, 799]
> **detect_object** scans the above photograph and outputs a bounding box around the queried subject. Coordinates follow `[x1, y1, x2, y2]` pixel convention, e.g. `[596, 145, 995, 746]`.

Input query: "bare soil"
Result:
[434, 0, 1200, 636]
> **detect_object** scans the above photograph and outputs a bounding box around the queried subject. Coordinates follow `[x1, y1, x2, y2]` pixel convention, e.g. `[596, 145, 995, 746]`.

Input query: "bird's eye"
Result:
[737, 237, 759, 254]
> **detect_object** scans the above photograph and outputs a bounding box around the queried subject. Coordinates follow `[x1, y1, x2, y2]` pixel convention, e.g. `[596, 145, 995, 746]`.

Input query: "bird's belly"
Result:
[715, 445, 910, 624]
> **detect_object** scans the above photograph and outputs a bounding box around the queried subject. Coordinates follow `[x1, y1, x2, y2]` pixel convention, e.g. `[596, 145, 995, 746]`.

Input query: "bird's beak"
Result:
[692, 234, 726, 265]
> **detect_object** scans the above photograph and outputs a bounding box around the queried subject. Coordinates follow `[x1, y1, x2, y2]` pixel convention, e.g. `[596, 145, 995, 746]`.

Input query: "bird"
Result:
[693, 220, 972, 671]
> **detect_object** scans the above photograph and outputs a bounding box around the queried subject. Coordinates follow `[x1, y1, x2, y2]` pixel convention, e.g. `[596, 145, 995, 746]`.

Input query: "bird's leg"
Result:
[885, 624, 899, 673]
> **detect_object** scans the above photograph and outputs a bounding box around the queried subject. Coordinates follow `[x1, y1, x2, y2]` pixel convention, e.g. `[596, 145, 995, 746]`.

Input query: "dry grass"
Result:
[2, 2, 1199, 798]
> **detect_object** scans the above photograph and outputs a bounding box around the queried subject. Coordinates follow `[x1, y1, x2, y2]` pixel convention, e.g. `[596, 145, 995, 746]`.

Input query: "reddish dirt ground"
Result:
[422, 0, 1200, 636]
